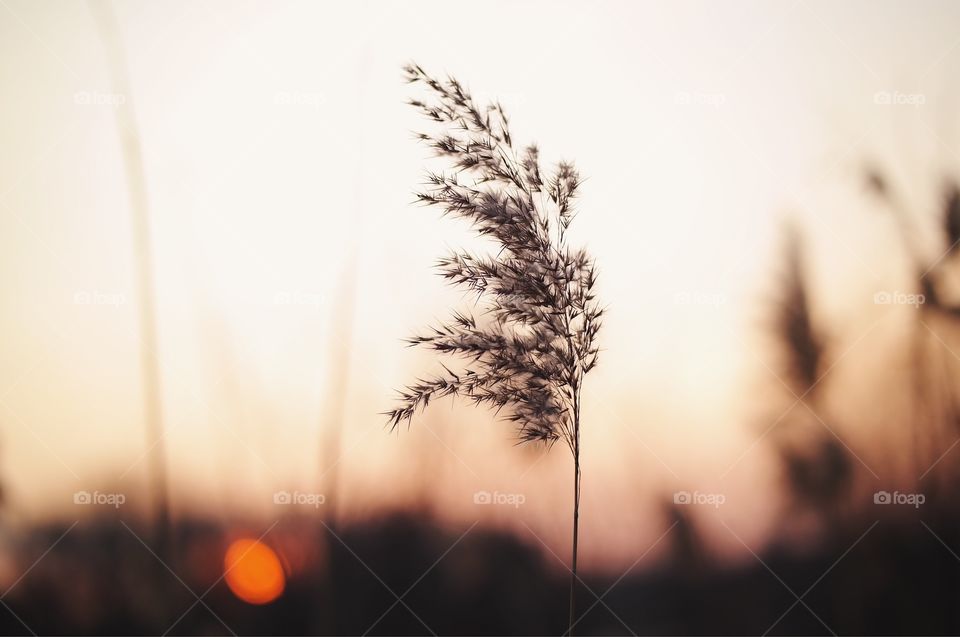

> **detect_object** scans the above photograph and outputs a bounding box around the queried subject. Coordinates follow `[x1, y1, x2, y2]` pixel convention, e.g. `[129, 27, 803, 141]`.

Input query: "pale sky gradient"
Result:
[1, 0, 959, 571]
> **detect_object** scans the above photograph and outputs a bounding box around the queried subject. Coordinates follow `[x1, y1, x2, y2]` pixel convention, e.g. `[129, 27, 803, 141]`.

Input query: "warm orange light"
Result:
[224, 538, 286, 605]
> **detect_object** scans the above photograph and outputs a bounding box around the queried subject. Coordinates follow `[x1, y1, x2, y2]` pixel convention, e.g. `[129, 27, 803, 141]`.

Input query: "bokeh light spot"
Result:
[224, 538, 285, 605]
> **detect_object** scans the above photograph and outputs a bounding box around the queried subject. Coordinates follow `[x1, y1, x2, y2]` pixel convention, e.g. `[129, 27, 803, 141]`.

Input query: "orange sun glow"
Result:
[224, 538, 286, 605]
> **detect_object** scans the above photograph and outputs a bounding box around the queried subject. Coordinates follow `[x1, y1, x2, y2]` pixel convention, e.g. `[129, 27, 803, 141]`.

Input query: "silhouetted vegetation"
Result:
[386, 64, 602, 634]
[5, 501, 960, 635]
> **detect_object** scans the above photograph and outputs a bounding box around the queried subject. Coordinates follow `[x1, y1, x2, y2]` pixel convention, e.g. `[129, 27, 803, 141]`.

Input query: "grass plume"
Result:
[386, 63, 603, 635]
[772, 223, 822, 396]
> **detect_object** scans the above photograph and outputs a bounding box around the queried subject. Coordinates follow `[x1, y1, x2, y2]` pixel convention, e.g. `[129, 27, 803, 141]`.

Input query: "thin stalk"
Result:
[568, 392, 581, 636]
[315, 253, 356, 636]
[321, 48, 367, 527]
[319, 252, 357, 525]
[88, 0, 170, 552]
[909, 321, 929, 478]
[317, 50, 367, 635]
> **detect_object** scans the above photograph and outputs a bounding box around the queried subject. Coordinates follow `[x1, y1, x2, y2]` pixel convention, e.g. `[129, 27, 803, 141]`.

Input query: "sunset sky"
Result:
[1, 0, 959, 571]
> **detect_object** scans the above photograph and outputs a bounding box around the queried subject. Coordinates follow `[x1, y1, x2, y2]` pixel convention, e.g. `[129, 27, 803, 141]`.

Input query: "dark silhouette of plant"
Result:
[772, 224, 823, 396]
[765, 223, 851, 523]
[386, 63, 602, 635]
[864, 165, 960, 476]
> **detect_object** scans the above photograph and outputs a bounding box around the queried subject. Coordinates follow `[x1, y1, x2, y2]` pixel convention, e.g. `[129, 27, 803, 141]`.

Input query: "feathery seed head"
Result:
[386, 63, 602, 453]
